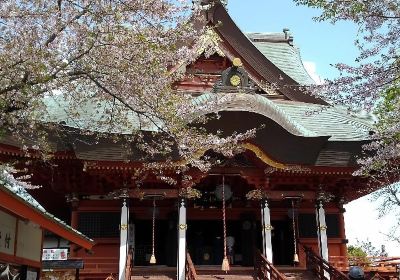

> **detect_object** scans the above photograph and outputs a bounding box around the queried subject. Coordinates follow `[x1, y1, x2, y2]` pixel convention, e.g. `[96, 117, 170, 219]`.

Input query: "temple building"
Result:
[0, 1, 383, 280]
[0, 171, 94, 280]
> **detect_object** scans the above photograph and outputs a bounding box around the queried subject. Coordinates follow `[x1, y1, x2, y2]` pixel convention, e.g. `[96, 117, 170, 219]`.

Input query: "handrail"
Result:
[302, 246, 349, 280]
[125, 249, 133, 280]
[254, 249, 288, 280]
[186, 252, 198, 280]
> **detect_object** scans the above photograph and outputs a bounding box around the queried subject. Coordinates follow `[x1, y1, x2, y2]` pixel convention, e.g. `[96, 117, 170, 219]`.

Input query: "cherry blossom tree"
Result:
[295, 0, 400, 244]
[294, 0, 400, 176]
[0, 0, 254, 177]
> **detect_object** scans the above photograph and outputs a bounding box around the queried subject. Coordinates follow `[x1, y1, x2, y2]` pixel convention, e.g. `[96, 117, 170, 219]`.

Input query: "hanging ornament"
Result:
[291, 200, 299, 265]
[221, 176, 230, 272]
[150, 198, 157, 264]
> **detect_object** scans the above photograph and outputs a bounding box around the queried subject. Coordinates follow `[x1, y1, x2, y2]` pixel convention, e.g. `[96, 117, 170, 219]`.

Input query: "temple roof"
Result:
[37, 93, 372, 142]
[272, 100, 373, 141]
[193, 93, 372, 142]
[247, 32, 315, 85]
[41, 94, 160, 134]
[0, 170, 94, 248]
[207, 3, 327, 105]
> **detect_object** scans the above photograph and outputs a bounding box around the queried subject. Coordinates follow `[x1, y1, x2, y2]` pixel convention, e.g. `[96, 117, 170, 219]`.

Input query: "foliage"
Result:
[356, 239, 388, 257]
[356, 85, 400, 179]
[294, 1, 400, 178]
[347, 245, 367, 258]
[0, 0, 254, 175]
[0, 165, 41, 189]
[348, 239, 388, 259]
[295, 0, 400, 245]
[294, 0, 400, 110]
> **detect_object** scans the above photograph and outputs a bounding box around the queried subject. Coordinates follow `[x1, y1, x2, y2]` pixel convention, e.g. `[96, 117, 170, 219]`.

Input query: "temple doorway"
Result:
[133, 219, 177, 266]
[271, 219, 295, 266]
[187, 219, 261, 266]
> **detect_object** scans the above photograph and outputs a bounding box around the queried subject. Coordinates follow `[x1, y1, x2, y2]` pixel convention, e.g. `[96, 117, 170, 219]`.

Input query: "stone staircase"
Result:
[130, 266, 256, 280]
[196, 266, 255, 280]
[278, 267, 315, 280]
[130, 266, 175, 280]
[129, 266, 316, 280]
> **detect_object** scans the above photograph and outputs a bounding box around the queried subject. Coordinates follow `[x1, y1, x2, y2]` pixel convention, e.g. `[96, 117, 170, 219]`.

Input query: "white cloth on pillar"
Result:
[119, 200, 129, 280]
[262, 200, 273, 264]
[316, 202, 329, 261]
[316, 201, 330, 279]
[177, 199, 187, 280]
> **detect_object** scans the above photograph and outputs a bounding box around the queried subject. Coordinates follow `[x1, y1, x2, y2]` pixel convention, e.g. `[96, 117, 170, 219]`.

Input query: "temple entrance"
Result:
[187, 219, 261, 266]
[133, 219, 177, 266]
[271, 219, 295, 266]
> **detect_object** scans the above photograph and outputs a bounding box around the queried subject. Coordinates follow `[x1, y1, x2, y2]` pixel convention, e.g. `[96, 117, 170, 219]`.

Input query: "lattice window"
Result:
[78, 212, 120, 238]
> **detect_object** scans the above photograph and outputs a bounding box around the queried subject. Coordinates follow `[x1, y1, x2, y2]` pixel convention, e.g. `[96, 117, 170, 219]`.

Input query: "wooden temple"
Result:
[0, 1, 382, 280]
[0, 172, 94, 280]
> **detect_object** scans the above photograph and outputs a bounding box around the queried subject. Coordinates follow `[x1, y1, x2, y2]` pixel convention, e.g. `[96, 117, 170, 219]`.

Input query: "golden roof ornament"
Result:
[232, 57, 243, 67]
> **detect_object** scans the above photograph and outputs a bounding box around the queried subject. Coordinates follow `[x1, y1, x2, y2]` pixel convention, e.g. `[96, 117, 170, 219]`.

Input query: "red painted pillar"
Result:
[69, 195, 79, 257]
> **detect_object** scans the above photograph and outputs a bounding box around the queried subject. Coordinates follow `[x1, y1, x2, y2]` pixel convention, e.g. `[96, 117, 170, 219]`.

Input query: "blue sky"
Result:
[228, 1, 400, 255]
[227, 0, 359, 80]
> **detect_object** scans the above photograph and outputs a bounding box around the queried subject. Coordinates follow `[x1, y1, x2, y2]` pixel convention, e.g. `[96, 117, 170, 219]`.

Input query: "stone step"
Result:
[197, 275, 255, 280]
[282, 270, 315, 280]
[130, 267, 176, 280]
[130, 266, 255, 280]
[131, 275, 176, 280]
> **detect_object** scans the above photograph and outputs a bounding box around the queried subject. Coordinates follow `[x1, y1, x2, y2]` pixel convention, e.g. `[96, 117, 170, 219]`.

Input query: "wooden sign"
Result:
[0, 210, 16, 256]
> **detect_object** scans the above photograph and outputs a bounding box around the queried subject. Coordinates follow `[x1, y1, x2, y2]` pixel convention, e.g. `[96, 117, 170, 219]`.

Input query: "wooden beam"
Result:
[129, 188, 178, 199]
[264, 190, 315, 201]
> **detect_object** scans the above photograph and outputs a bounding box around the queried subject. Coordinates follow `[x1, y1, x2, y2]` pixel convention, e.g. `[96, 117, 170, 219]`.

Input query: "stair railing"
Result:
[302, 246, 349, 280]
[254, 249, 288, 280]
[186, 252, 198, 280]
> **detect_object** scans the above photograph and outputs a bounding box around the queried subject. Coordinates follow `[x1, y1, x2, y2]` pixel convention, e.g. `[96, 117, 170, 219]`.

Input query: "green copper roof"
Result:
[36, 92, 373, 142]
[246, 32, 315, 85]
[272, 100, 373, 141]
[192, 93, 372, 141]
[40, 94, 161, 133]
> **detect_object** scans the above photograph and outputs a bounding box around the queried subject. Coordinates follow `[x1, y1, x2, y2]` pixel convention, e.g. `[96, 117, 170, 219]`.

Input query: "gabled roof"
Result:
[206, 2, 328, 105]
[0, 170, 94, 250]
[247, 32, 315, 85]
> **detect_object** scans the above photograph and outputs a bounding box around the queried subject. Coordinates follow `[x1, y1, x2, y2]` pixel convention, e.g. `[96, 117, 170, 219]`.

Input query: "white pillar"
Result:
[316, 201, 329, 262]
[261, 199, 273, 264]
[119, 199, 129, 280]
[177, 198, 187, 280]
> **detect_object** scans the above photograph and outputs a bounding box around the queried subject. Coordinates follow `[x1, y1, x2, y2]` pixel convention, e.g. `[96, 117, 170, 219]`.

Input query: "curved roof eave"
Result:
[192, 93, 372, 142]
[192, 93, 318, 137]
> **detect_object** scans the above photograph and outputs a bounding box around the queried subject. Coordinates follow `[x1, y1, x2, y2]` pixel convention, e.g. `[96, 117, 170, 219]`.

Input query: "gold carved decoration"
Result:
[241, 143, 287, 169]
[232, 57, 243, 67]
[179, 224, 188, 230]
[230, 75, 241, 86]
[120, 224, 128, 230]
[319, 225, 328, 231]
[264, 224, 274, 231]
